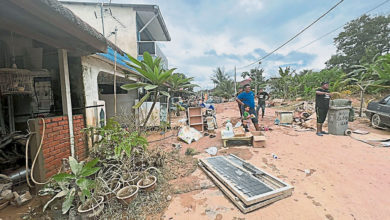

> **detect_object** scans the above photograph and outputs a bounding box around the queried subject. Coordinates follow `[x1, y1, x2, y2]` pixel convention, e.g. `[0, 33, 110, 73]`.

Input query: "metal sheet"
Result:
[199, 155, 293, 206]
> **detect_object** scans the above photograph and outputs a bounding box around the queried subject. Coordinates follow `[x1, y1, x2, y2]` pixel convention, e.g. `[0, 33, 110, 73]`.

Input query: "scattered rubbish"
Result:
[353, 130, 369, 135]
[166, 195, 172, 201]
[304, 169, 311, 175]
[274, 118, 280, 125]
[172, 143, 182, 150]
[178, 126, 203, 144]
[260, 126, 272, 131]
[344, 129, 352, 136]
[178, 118, 187, 126]
[272, 153, 278, 159]
[199, 154, 293, 213]
[14, 191, 32, 206]
[234, 121, 242, 128]
[205, 147, 218, 156]
[381, 141, 390, 147]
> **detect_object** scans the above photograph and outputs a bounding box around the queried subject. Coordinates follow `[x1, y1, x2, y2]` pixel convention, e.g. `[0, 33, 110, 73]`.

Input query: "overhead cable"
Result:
[238, 0, 345, 69]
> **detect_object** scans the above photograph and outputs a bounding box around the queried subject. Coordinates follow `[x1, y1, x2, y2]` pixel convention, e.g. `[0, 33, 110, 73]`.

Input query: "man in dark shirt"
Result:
[256, 88, 270, 119]
[316, 82, 331, 136]
[236, 84, 260, 131]
[236, 87, 244, 117]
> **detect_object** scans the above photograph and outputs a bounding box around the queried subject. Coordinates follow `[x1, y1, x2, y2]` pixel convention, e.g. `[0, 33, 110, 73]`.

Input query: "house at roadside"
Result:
[0, 0, 170, 182]
[60, 1, 171, 125]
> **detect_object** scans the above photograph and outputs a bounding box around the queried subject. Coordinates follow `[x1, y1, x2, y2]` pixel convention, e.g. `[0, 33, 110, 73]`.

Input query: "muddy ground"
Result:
[1, 101, 389, 220]
[149, 102, 390, 220]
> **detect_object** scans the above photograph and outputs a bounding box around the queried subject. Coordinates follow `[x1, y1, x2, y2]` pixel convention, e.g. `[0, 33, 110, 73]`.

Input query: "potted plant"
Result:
[136, 167, 159, 192]
[43, 157, 101, 217]
[116, 185, 139, 205]
[120, 171, 140, 185]
[96, 177, 121, 200]
[77, 195, 105, 219]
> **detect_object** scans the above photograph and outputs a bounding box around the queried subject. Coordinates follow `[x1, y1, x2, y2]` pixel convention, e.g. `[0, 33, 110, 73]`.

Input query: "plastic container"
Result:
[328, 99, 352, 135]
[226, 120, 233, 131]
[223, 120, 234, 138]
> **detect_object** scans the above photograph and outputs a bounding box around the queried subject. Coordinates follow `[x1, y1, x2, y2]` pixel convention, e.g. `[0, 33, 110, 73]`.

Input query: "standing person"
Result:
[256, 88, 270, 119]
[236, 87, 244, 117]
[316, 82, 331, 136]
[236, 84, 260, 131]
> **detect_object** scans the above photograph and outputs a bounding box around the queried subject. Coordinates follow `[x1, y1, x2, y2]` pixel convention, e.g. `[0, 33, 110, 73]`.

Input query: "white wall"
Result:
[62, 3, 138, 57]
[81, 55, 138, 127]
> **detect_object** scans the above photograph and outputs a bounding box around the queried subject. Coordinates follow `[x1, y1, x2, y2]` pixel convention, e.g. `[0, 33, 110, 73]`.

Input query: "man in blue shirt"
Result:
[236, 84, 259, 131]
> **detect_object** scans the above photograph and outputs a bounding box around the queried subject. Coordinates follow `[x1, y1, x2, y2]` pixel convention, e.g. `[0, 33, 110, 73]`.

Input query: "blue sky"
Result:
[68, 0, 390, 89]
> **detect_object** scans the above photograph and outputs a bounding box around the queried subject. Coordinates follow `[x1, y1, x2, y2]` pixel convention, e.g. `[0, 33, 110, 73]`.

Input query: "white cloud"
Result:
[238, 0, 264, 12]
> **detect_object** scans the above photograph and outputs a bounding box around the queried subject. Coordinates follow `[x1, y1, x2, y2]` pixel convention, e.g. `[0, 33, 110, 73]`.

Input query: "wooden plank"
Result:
[200, 163, 292, 213]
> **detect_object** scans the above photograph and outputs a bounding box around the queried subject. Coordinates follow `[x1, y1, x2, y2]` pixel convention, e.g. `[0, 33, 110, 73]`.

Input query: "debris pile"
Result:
[0, 174, 32, 210]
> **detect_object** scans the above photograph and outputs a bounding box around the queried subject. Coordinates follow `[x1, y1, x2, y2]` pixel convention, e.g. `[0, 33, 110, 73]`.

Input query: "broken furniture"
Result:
[188, 107, 203, 132]
[275, 111, 294, 124]
[199, 154, 293, 213]
[221, 131, 252, 147]
[221, 130, 266, 148]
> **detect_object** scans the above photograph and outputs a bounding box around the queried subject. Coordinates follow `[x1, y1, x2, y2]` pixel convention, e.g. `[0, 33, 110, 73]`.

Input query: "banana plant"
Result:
[121, 52, 176, 130]
[43, 157, 100, 214]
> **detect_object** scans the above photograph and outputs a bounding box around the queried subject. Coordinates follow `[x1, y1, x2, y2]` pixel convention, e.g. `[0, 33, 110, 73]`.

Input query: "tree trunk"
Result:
[139, 91, 159, 135]
[359, 89, 364, 117]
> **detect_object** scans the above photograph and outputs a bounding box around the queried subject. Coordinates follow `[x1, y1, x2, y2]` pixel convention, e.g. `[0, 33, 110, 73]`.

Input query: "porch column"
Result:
[58, 49, 75, 158]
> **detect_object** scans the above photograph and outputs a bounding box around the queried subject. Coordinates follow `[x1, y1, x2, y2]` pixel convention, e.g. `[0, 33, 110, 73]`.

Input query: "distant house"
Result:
[239, 78, 252, 87]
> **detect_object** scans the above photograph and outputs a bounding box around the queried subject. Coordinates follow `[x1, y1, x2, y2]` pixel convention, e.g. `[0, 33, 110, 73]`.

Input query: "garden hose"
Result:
[25, 118, 51, 187]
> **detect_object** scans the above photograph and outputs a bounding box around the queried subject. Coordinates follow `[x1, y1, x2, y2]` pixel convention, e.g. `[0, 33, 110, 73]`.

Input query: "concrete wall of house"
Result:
[81, 56, 138, 127]
[61, 3, 138, 57]
[99, 90, 136, 119]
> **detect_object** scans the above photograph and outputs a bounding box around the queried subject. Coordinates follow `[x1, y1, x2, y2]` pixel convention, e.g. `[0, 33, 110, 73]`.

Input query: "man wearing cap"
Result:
[316, 82, 331, 136]
[236, 84, 260, 131]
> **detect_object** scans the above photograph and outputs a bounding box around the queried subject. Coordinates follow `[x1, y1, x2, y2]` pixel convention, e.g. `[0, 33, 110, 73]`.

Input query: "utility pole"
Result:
[113, 27, 118, 115]
[100, 2, 105, 36]
[234, 66, 237, 95]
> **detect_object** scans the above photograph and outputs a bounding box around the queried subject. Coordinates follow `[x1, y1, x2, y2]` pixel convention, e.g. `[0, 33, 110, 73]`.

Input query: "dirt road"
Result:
[159, 102, 390, 220]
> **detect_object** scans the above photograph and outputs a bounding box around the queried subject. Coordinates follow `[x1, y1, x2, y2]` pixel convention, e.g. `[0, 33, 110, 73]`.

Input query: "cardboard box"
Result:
[233, 127, 245, 137]
[251, 131, 266, 148]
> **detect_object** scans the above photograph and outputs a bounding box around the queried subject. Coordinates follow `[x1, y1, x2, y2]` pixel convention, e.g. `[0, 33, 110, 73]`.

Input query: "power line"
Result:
[238, 0, 344, 69]
[296, 0, 390, 51]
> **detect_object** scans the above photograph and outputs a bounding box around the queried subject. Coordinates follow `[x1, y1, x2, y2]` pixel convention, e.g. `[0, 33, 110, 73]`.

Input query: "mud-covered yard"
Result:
[149, 102, 390, 220]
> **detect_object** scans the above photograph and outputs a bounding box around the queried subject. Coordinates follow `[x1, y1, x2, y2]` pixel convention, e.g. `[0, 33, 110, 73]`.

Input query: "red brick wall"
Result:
[37, 114, 87, 178]
[73, 115, 87, 161]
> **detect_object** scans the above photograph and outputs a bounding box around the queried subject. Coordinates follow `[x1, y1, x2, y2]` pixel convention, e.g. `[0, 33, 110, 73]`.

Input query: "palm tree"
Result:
[211, 67, 228, 86]
[214, 79, 235, 99]
[241, 68, 265, 92]
[121, 52, 176, 132]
